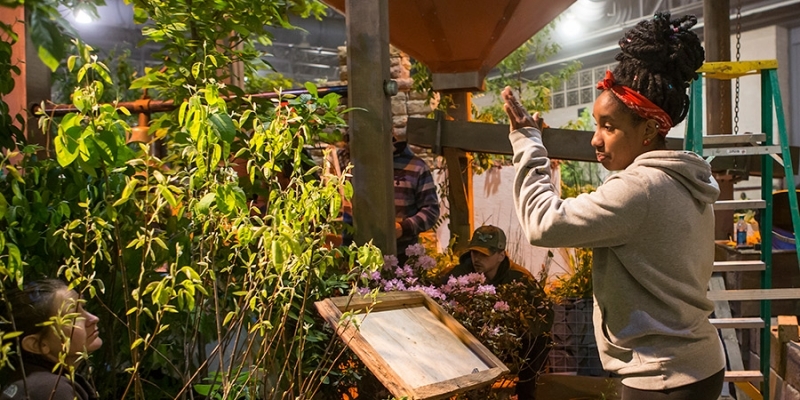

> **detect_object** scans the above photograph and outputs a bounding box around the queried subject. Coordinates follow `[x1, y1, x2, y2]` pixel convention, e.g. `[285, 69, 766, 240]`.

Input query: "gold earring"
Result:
[643, 139, 651, 146]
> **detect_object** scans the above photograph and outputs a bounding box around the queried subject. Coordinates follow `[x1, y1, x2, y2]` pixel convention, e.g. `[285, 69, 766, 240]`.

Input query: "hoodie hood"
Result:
[630, 150, 720, 205]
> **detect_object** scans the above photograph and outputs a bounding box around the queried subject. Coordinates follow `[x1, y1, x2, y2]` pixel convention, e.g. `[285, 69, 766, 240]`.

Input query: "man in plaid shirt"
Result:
[393, 138, 440, 262]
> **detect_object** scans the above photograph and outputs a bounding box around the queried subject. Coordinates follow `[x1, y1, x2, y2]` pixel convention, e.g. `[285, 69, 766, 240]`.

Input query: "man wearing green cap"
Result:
[441, 225, 550, 400]
[441, 225, 534, 285]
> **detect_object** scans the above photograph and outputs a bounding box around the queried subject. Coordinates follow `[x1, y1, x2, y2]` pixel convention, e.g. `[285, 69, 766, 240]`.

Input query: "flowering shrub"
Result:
[353, 244, 553, 399]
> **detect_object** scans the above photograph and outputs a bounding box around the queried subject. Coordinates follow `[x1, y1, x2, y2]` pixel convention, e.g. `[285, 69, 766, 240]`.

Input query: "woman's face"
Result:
[591, 91, 651, 171]
[40, 289, 103, 364]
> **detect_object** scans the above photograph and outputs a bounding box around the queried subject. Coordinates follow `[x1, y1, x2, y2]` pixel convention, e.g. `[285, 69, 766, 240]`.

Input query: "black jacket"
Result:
[0, 357, 98, 400]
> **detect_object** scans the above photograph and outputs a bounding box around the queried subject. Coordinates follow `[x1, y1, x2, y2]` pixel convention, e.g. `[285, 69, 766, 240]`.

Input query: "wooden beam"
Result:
[346, 0, 396, 255]
[407, 117, 798, 175]
[432, 72, 484, 92]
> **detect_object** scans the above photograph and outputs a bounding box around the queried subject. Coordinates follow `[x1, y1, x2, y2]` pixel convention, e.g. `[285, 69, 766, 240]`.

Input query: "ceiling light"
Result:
[75, 10, 93, 24]
[558, 15, 583, 39]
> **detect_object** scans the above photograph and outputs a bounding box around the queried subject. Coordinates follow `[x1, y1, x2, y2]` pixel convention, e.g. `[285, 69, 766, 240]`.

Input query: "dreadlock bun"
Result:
[613, 12, 705, 125]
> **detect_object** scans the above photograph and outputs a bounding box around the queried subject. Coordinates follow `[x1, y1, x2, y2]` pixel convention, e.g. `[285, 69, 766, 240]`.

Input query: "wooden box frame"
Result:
[315, 290, 509, 400]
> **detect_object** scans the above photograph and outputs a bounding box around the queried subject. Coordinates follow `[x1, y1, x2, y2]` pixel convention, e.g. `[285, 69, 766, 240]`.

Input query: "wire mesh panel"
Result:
[548, 298, 608, 376]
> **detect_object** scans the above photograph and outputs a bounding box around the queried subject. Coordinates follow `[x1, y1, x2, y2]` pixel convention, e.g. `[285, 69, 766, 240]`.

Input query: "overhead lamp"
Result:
[558, 14, 583, 39]
[75, 10, 93, 24]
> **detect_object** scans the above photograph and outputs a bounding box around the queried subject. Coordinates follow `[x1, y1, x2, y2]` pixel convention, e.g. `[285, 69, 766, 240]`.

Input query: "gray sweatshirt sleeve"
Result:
[510, 127, 648, 248]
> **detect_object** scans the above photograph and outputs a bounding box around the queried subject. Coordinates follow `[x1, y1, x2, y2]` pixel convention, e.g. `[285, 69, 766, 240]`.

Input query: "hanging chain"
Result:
[734, 0, 742, 134]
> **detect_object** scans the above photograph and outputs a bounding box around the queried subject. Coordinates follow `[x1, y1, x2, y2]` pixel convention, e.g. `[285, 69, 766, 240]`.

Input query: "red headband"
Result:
[596, 70, 673, 136]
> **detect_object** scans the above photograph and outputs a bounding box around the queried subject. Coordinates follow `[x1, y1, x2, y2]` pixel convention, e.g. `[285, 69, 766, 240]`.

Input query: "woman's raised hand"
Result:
[502, 86, 545, 132]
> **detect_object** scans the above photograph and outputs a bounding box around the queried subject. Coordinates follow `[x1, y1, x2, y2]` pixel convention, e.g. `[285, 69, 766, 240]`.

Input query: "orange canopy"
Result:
[325, 0, 575, 79]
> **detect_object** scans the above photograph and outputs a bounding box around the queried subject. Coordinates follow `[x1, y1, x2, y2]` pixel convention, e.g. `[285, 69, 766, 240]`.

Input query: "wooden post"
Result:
[704, 0, 735, 241]
[445, 92, 474, 253]
[2, 7, 26, 148]
[345, 0, 396, 255]
[1, 7, 51, 158]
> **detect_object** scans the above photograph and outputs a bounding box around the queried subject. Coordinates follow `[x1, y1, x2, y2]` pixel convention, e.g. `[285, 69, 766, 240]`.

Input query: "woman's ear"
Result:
[21, 333, 49, 355]
[642, 119, 659, 144]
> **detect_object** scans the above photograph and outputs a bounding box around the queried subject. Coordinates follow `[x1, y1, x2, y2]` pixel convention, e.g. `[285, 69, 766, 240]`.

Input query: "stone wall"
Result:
[337, 45, 435, 141]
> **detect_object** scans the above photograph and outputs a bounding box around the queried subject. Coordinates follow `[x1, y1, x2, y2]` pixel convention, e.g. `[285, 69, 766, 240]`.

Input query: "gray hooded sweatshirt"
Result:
[510, 127, 725, 390]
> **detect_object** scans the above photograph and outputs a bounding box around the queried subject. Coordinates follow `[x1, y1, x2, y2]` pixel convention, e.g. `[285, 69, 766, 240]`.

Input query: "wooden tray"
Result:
[315, 290, 509, 400]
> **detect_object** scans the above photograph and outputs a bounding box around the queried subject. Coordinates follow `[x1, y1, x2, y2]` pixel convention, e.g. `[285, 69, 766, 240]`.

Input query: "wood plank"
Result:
[703, 145, 782, 157]
[354, 307, 491, 388]
[315, 297, 416, 397]
[713, 260, 766, 272]
[346, 0, 396, 255]
[710, 317, 765, 329]
[316, 291, 508, 400]
[420, 294, 506, 368]
[328, 290, 425, 311]
[405, 117, 799, 176]
[707, 288, 800, 301]
[413, 368, 507, 400]
[703, 133, 766, 145]
[714, 200, 767, 211]
[724, 370, 764, 382]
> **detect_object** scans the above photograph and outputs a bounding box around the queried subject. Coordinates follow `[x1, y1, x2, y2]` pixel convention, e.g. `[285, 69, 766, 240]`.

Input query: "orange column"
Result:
[445, 91, 474, 253]
[1, 7, 27, 142]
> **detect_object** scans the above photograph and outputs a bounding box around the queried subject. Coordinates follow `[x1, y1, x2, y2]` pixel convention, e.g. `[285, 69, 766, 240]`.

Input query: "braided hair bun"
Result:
[613, 12, 705, 125]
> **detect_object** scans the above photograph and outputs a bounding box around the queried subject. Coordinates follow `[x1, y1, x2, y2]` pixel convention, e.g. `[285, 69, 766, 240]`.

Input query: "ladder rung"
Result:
[702, 133, 766, 146]
[702, 146, 782, 157]
[698, 60, 778, 80]
[710, 317, 765, 329]
[714, 200, 766, 211]
[724, 370, 764, 382]
[707, 288, 800, 301]
[713, 260, 766, 272]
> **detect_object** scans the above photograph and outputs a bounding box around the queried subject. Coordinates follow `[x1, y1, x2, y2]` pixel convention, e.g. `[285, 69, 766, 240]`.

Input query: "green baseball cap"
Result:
[467, 225, 506, 256]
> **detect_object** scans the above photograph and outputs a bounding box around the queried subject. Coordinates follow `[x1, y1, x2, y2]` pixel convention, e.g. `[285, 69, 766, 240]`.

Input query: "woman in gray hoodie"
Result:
[504, 12, 725, 400]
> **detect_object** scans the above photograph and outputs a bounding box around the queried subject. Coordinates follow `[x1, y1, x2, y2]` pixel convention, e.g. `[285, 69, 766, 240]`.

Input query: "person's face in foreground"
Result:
[38, 289, 103, 366]
[591, 91, 652, 171]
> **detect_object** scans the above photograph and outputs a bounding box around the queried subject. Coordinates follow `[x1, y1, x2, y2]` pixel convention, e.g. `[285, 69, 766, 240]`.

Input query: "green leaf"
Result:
[209, 113, 235, 144]
[223, 311, 235, 326]
[6, 243, 22, 282]
[131, 338, 144, 350]
[194, 384, 219, 396]
[54, 125, 82, 166]
[0, 193, 7, 221]
[114, 178, 138, 207]
[92, 62, 113, 85]
[195, 192, 216, 215]
[29, 9, 66, 72]
[158, 185, 178, 208]
[304, 81, 318, 97]
[2, 331, 22, 340]
[67, 55, 77, 72]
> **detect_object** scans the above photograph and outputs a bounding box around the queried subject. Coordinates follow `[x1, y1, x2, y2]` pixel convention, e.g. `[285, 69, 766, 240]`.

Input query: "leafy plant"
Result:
[545, 247, 593, 302]
[0, 1, 391, 398]
[470, 23, 579, 174]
